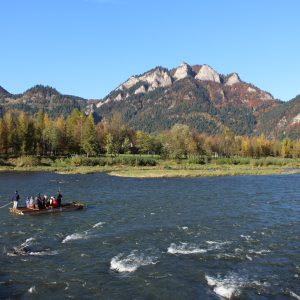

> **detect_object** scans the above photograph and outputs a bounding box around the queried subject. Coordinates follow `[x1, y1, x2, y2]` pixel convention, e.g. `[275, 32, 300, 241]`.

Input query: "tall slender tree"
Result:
[82, 114, 97, 157]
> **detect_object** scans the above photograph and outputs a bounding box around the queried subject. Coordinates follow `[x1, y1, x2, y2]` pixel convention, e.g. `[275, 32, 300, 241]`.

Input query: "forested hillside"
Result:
[1, 62, 300, 140]
[0, 85, 88, 118]
[96, 63, 283, 136]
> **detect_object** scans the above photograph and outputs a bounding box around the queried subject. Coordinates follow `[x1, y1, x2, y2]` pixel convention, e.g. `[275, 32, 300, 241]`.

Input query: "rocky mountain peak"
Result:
[173, 62, 193, 80]
[195, 64, 220, 83]
[113, 67, 172, 100]
[139, 67, 172, 90]
[225, 73, 241, 86]
[117, 76, 139, 91]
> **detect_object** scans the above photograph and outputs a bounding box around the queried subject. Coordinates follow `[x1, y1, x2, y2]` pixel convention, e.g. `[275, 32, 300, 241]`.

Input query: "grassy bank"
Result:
[1, 155, 300, 178]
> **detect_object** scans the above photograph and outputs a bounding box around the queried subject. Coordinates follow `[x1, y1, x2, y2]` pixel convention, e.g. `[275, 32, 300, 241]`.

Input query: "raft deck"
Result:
[9, 202, 84, 215]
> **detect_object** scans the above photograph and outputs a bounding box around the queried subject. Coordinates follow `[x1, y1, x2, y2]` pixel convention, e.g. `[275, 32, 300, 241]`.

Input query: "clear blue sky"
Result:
[0, 0, 299, 101]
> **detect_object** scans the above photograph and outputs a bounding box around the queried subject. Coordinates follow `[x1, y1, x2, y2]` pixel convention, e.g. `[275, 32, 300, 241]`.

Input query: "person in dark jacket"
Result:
[12, 191, 20, 209]
[57, 191, 62, 207]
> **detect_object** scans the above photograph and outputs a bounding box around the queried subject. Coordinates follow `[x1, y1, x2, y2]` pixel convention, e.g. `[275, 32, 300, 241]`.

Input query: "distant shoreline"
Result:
[1, 163, 300, 178]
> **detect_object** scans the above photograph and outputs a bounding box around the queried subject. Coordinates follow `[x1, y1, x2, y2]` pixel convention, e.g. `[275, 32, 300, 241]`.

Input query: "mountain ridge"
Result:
[1, 62, 300, 139]
[0, 84, 88, 117]
[96, 62, 282, 136]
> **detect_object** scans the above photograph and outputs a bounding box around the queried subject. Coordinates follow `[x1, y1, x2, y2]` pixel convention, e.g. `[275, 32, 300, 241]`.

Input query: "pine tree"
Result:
[43, 113, 52, 155]
[82, 114, 97, 157]
[55, 115, 66, 155]
[25, 118, 36, 154]
[36, 110, 44, 155]
[18, 112, 27, 155]
[0, 118, 8, 155]
[4, 112, 14, 155]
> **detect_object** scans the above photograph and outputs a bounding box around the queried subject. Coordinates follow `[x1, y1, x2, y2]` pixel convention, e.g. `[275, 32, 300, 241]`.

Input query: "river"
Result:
[0, 172, 300, 299]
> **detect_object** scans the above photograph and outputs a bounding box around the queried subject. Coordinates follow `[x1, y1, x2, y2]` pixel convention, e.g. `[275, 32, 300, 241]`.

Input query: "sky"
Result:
[0, 0, 299, 101]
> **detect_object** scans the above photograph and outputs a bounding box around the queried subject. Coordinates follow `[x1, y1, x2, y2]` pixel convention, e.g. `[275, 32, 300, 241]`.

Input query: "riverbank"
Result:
[1, 157, 300, 177]
[108, 164, 300, 178]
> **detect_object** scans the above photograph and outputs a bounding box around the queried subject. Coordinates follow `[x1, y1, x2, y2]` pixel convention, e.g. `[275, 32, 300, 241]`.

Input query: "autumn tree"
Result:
[17, 112, 27, 155]
[95, 117, 109, 154]
[135, 131, 161, 154]
[4, 112, 15, 155]
[82, 114, 98, 156]
[240, 136, 252, 157]
[161, 124, 197, 158]
[291, 140, 300, 158]
[106, 112, 132, 155]
[54, 115, 66, 155]
[281, 138, 292, 158]
[36, 110, 44, 155]
[0, 118, 8, 155]
[219, 128, 235, 157]
[66, 109, 85, 153]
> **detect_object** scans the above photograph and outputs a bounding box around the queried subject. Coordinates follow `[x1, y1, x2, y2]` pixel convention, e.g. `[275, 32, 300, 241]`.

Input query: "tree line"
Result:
[0, 109, 300, 159]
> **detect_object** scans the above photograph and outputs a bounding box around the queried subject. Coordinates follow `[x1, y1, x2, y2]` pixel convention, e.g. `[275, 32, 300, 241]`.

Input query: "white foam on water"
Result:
[92, 222, 105, 228]
[181, 226, 189, 230]
[62, 222, 104, 242]
[206, 240, 232, 250]
[110, 251, 157, 273]
[248, 249, 271, 255]
[205, 273, 246, 299]
[214, 286, 236, 299]
[21, 237, 35, 248]
[28, 286, 36, 294]
[7, 237, 37, 256]
[290, 291, 300, 300]
[251, 280, 270, 287]
[240, 235, 251, 241]
[62, 233, 87, 243]
[246, 255, 253, 261]
[234, 248, 243, 253]
[167, 243, 207, 255]
[216, 253, 238, 260]
[28, 250, 59, 256]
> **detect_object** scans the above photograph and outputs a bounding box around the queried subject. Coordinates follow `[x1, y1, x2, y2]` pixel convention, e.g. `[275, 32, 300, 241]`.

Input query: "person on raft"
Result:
[57, 191, 62, 207]
[50, 196, 58, 208]
[11, 191, 20, 209]
[13, 191, 63, 210]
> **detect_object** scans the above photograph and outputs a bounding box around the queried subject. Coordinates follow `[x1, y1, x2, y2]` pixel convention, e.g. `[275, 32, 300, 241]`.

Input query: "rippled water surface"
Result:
[1, 172, 300, 299]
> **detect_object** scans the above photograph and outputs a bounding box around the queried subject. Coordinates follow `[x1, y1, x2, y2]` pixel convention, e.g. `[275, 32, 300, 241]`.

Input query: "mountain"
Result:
[1, 63, 300, 139]
[0, 86, 11, 97]
[258, 95, 300, 139]
[96, 63, 280, 135]
[0, 85, 88, 117]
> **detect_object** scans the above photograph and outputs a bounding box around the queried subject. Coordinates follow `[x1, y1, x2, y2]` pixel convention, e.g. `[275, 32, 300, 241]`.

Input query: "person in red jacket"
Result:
[50, 196, 58, 208]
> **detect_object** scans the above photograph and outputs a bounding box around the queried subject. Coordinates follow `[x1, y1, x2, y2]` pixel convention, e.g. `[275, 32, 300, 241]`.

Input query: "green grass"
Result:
[0, 156, 300, 177]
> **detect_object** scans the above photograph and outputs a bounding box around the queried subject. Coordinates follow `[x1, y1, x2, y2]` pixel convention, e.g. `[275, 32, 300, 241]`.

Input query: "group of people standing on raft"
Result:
[12, 191, 63, 210]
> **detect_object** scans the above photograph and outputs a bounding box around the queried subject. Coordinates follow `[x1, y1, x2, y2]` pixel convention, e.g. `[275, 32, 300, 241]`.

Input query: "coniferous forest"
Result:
[1, 109, 300, 161]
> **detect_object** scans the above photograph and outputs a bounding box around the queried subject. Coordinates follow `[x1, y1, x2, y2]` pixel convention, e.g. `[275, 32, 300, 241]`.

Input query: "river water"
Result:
[0, 172, 300, 299]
